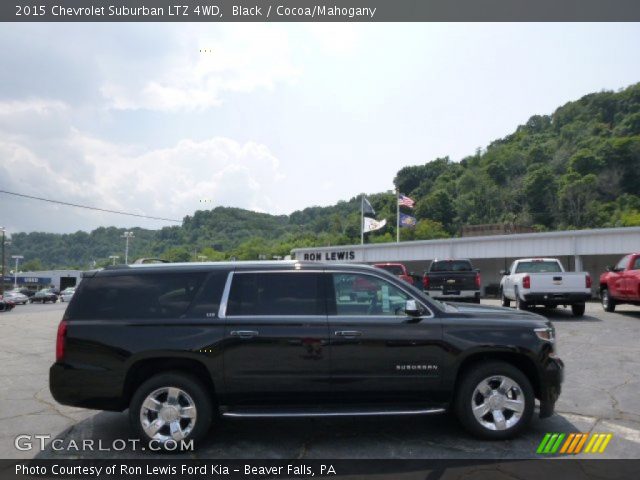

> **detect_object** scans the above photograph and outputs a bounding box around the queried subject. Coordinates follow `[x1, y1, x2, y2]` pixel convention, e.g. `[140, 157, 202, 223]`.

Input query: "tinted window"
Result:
[430, 260, 473, 272]
[227, 272, 324, 316]
[185, 271, 229, 318]
[332, 273, 410, 316]
[68, 272, 208, 320]
[633, 257, 640, 270]
[515, 261, 562, 273]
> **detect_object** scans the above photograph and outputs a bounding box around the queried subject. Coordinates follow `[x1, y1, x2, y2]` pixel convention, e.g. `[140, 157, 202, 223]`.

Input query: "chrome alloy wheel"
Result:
[471, 375, 525, 431]
[139, 387, 197, 442]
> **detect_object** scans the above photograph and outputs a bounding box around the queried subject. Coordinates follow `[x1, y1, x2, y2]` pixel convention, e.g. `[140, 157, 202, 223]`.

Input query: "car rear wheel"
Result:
[130, 372, 213, 450]
[514, 289, 527, 310]
[455, 361, 534, 439]
[500, 289, 510, 307]
[571, 303, 585, 317]
[601, 289, 616, 312]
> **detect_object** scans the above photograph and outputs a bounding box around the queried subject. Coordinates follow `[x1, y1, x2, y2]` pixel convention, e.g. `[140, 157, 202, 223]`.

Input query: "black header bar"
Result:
[3, 0, 640, 22]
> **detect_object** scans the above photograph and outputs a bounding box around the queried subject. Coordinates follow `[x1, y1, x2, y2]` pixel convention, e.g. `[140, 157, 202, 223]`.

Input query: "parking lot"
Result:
[1, 300, 639, 460]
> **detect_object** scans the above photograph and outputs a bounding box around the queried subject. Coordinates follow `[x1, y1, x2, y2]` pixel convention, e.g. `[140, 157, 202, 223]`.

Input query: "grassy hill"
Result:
[8, 83, 640, 269]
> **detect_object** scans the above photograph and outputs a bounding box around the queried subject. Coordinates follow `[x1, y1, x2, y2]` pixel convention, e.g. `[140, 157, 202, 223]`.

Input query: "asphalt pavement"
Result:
[1, 300, 639, 460]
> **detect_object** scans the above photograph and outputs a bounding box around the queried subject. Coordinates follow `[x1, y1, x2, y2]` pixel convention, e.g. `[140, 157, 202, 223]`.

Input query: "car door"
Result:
[327, 271, 443, 404]
[220, 269, 330, 405]
[623, 256, 640, 300]
[611, 255, 630, 299]
[503, 262, 516, 299]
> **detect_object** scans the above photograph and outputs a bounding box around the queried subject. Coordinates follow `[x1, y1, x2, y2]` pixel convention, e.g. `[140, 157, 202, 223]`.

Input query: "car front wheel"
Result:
[455, 361, 534, 439]
[130, 372, 213, 450]
[500, 289, 510, 307]
[601, 289, 616, 312]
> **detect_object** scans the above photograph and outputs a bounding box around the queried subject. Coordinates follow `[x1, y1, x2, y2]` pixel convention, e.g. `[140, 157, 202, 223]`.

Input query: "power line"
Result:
[0, 189, 182, 223]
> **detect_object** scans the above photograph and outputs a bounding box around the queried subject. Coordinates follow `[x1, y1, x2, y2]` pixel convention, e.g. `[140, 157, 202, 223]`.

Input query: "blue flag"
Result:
[399, 213, 417, 228]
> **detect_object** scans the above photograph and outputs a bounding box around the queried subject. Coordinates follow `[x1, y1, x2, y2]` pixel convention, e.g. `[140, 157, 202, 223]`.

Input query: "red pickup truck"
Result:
[600, 253, 640, 312]
[373, 263, 418, 285]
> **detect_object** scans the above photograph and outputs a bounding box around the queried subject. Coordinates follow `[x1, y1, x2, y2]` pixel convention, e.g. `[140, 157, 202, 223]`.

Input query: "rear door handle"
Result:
[230, 330, 259, 338]
[335, 330, 362, 337]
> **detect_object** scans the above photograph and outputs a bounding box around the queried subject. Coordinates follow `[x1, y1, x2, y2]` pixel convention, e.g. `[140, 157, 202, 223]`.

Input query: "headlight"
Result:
[534, 327, 555, 342]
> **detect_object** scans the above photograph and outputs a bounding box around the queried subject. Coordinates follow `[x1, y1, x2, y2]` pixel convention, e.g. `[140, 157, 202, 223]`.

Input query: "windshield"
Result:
[430, 260, 473, 272]
[515, 261, 562, 273]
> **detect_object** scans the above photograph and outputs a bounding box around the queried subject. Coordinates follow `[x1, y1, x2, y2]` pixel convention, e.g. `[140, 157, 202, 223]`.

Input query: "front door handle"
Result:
[335, 330, 362, 337]
[230, 330, 259, 338]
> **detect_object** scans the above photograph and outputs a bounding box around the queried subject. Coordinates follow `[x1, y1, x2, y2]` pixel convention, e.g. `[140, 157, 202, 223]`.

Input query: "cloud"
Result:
[0, 122, 286, 232]
[100, 25, 301, 112]
[0, 99, 68, 116]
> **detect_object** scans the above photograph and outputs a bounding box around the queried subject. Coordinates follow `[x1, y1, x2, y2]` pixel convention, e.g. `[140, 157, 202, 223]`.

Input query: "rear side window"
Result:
[377, 265, 404, 275]
[515, 261, 562, 273]
[430, 260, 472, 272]
[227, 272, 324, 316]
[67, 272, 209, 320]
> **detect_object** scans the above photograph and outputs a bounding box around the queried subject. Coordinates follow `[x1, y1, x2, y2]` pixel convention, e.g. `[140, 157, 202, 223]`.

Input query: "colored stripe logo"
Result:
[537, 433, 612, 454]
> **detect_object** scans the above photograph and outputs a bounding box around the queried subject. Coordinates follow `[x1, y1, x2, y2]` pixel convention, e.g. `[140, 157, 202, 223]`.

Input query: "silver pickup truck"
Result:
[499, 258, 592, 317]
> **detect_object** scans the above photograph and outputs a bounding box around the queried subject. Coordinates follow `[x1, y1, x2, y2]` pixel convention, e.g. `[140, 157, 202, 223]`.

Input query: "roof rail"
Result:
[132, 258, 169, 264]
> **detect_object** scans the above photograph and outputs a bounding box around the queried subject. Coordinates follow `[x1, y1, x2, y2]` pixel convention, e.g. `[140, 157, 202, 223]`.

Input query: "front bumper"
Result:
[524, 292, 591, 305]
[539, 356, 564, 418]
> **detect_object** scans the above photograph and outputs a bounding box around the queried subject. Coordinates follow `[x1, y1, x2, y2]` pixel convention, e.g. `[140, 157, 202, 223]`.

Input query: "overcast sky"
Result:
[1, 23, 639, 234]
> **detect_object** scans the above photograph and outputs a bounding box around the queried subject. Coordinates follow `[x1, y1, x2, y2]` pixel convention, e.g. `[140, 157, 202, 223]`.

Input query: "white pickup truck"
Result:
[499, 258, 592, 317]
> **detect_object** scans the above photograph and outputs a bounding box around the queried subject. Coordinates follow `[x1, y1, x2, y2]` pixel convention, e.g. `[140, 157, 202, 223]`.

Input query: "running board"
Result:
[222, 406, 446, 418]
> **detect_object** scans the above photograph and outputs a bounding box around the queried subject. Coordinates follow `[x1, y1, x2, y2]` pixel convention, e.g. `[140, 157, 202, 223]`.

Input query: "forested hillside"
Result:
[8, 83, 640, 269]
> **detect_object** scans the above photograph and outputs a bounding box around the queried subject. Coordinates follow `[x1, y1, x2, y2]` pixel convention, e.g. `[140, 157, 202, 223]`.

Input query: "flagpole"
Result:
[360, 194, 364, 245]
[396, 189, 400, 243]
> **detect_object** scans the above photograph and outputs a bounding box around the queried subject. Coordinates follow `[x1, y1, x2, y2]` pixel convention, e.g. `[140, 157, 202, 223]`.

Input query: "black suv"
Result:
[50, 261, 563, 448]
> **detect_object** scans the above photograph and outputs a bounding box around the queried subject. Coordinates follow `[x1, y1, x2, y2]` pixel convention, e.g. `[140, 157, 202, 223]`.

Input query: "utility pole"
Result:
[0, 227, 5, 295]
[121, 231, 134, 264]
[12, 255, 23, 289]
[109, 255, 119, 266]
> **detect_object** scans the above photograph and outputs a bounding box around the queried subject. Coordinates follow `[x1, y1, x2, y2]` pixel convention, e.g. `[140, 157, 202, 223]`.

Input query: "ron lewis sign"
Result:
[299, 250, 357, 261]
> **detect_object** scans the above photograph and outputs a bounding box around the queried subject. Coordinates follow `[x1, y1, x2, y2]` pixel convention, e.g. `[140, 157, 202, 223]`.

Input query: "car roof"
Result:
[90, 260, 383, 277]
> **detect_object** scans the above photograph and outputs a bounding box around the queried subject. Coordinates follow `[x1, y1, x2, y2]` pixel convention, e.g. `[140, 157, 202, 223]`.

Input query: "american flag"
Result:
[398, 194, 415, 208]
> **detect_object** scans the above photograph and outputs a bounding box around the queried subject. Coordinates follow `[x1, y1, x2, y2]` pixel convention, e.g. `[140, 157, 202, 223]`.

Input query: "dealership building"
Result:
[291, 226, 640, 297]
[1, 270, 82, 292]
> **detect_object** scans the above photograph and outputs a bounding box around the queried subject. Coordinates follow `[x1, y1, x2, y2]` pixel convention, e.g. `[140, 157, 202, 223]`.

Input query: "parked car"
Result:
[500, 258, 591, 317]
[599, 253, 640, 312]
[0, 296, 15, 312]
[30, 289, 58, 304]
[10, 288, 36, 298]
[60, 287, 76, 303]
[422, 259, 481, 303]
[51, 261, 563, 449]
[2, 291, 28, 305]
[373, 262, 419, 285]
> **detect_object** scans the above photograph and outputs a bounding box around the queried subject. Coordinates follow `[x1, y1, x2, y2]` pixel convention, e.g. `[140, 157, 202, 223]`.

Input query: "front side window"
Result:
[227, 272, 324, 316]
[616, 255, 631, 271]
[332, 273, 410, 316]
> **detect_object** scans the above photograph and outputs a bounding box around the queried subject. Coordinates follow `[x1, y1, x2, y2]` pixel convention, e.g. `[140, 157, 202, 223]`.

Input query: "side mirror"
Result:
[405, 299, 422, 317]
[499, 270, 509, 275]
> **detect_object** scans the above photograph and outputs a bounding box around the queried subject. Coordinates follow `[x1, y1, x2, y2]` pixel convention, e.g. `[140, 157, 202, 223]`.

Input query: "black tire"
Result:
[601, 288, 616, 312]
[514, 289, 527, 310]
[129, 372, 214, 451]
[473, 296, 481, 304]
[571, 303, 585, 317]
[500, 289, 510, 307]
[455, 361, 535, 440]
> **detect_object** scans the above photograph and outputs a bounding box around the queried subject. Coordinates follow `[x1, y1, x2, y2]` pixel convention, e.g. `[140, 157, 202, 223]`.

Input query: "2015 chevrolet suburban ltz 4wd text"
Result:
[50, 261, 563, 449]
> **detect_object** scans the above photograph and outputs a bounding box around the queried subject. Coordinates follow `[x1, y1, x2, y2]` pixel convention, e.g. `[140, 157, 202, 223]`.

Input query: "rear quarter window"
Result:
[66, 271, 220, 320]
